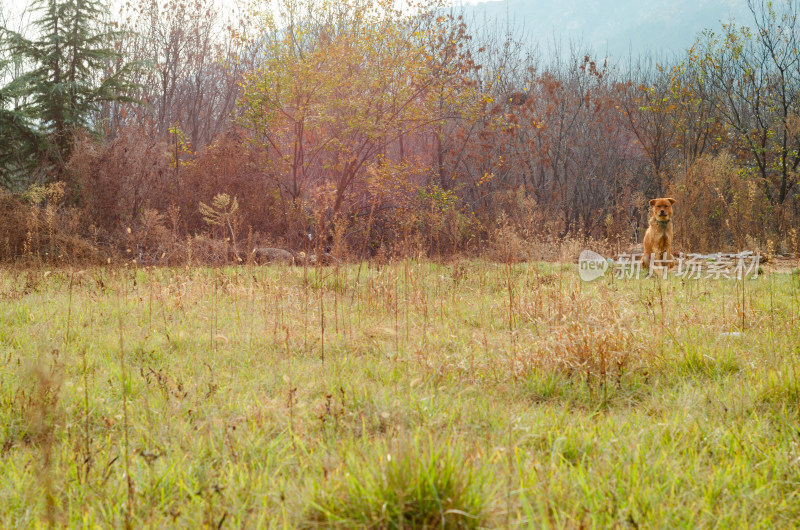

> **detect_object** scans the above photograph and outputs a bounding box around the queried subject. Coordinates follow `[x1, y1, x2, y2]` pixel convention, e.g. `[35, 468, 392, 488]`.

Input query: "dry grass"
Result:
[0, 261, 799, 526]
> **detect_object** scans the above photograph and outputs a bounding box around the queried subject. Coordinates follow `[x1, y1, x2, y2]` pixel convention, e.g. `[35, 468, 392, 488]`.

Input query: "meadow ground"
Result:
[1, 260, 800, 527]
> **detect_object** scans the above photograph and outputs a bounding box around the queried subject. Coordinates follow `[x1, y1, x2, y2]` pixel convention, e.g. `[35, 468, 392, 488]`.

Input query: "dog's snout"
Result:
[659, 209, 666, 216]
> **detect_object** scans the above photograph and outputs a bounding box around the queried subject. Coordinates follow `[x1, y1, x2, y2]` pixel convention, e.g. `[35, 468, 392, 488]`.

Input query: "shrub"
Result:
[667, 152, 773, 252]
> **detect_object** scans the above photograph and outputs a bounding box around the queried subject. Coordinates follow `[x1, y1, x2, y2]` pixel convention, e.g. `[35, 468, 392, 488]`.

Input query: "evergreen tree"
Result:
[0, 0, 141, 185]
[0, 50, 42, 190]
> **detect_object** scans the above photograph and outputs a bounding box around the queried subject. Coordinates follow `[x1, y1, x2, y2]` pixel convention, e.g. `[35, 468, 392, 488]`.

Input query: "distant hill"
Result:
[454, 0, 753, 60]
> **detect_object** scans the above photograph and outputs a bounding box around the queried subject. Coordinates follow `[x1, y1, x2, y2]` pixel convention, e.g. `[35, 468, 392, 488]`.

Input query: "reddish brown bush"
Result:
[71, 128, 175, 232]
[0, 183, 100, 265]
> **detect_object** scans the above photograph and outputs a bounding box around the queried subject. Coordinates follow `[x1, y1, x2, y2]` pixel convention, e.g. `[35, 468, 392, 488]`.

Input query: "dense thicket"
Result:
[1, 0, 799, 264]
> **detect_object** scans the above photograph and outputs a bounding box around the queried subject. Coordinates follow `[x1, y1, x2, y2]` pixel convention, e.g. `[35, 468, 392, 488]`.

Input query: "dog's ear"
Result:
[666, 198, 676, 205]
[649, 199, 657, 207]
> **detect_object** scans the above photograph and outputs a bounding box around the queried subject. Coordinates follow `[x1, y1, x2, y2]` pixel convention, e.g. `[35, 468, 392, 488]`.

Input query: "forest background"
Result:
[2, 0, 799, 265]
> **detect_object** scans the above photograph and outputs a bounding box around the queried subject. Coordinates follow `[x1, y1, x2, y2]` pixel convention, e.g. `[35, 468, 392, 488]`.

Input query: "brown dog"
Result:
[642, 197, 676, 270]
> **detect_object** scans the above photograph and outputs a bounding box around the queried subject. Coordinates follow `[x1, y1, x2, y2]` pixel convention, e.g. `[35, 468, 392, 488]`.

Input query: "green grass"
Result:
[1, 260, 799, 527]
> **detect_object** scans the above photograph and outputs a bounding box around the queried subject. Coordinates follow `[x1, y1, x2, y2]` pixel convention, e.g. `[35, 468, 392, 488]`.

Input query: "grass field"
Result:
[1, 260, 800, 527]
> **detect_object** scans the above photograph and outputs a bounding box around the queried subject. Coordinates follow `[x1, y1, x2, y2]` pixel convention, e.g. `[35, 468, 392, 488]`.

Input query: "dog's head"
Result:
[649, 197, 675, 222]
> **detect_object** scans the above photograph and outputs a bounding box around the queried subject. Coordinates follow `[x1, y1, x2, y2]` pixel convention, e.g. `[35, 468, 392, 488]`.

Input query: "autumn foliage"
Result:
[1, 0, 799, 265]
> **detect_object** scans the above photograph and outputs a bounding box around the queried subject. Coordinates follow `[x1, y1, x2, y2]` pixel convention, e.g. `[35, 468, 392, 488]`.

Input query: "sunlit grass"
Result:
[1, 260, 799, 526]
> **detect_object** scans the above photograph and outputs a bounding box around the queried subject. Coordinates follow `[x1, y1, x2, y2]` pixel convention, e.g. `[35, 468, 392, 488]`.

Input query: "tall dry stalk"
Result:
[65, 269, 74, 348]
[30, 364, 60, 528]
[81, 344, 91, 483]
[118, 273, 133, 529]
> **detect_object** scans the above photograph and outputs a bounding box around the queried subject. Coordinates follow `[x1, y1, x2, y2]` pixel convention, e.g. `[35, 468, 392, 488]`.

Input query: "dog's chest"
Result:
[650, 225, 671, 250]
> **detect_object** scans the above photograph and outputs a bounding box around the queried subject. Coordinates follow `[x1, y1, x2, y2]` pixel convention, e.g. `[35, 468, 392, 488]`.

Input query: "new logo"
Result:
[578, 250, 608, 281]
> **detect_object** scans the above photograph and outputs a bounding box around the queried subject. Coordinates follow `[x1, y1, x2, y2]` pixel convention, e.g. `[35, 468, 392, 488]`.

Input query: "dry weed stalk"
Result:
[27, 361, 63, 527]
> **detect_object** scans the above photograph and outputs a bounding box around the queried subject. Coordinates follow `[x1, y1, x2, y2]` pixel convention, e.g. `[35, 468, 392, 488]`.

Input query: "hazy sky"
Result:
[1, 0, 751, 57]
